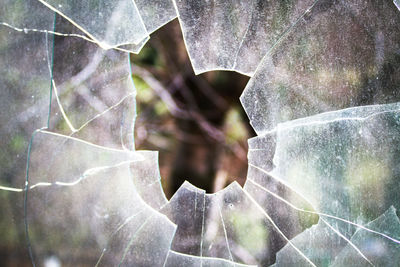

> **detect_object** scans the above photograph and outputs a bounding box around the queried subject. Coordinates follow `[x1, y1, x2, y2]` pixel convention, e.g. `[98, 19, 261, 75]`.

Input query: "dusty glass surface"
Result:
[1, 0, 400, 266]
[241, 0, 400, 134]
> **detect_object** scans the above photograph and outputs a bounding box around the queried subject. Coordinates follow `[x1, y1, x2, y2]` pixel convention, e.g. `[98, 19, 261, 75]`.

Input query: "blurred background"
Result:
[131, 20, 254, 198]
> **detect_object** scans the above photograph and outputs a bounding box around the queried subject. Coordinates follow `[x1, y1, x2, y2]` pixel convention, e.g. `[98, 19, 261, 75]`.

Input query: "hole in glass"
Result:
[132, 20, 254, 198]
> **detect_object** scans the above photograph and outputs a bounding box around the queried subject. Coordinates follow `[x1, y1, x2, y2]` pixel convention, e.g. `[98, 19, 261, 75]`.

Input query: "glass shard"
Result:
[135, 0, 177, 34]
[241, 0, 400, 134]
[174, 0, 316, 75]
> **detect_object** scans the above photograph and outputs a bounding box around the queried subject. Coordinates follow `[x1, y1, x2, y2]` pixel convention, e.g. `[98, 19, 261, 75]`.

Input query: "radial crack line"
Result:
[242, 189, 317, 267]
[0, 22, 96, 43]
[3, 158, 132, 190]
[275, 108, 400, 131]
[249, 163, 313, 206]
[0, 21, 143, 53]
[251, 0, 321, 75]
[55, 160, 137, 186]
[29, 182, 52, 189]
[24, 128, 46, 267]
[18, 160, 138, 192]
[217, 200, 234, 262]
[74, 93, 136, 133]
[39, 129, 141, 153]
[162, 250, 171, 267]
[52, 79, 78, 132]
[96, 208, 147, 267]
[321, 218, 374, 266]
[47, 47, 131, 137]
[118, 215, 154, 266]
[258, 107, 400, 136]
[200, 192, 206, 267]
[231, 4, 255, 73]
[52, 75, 135, 138]
[161, 217, 179, 267]
[0, 185, 24, 192]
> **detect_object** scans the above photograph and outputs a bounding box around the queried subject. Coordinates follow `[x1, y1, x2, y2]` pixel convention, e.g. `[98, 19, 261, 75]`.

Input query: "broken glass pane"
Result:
[1, 0, 400, 266]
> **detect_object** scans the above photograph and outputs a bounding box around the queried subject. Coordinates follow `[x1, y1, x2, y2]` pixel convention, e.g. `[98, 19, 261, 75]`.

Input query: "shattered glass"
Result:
[1, 0, 400, 266]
